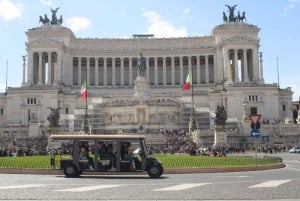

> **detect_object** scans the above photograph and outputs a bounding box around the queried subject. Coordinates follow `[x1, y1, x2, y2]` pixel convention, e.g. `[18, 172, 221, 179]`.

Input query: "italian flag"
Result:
[182, 72, 192, 91]
[81, 80, 87, 100]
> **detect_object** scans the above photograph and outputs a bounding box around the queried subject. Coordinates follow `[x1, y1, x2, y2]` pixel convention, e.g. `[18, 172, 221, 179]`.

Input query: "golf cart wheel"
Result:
[147, 165, 163, 178]
[63, 165, 79, 178]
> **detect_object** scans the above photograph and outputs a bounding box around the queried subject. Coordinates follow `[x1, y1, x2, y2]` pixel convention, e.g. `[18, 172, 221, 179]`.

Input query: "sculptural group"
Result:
[39, 7, 63, 26]
[215, 105, 227, 126]
[223, 5, 246, 23]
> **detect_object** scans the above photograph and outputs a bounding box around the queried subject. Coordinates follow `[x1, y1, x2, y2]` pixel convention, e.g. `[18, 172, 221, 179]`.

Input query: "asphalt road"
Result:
[0, 152, 299, 201]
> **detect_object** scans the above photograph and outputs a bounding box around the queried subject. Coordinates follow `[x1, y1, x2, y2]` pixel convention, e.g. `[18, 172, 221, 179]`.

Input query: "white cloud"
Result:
[0, 0, 23, 21]
[66, 17, 91, 33]
[143, 11, 187, 38]
[39, 0, 53, 7]
[283, 0, 299, 15]
[183, 8, 190, 15]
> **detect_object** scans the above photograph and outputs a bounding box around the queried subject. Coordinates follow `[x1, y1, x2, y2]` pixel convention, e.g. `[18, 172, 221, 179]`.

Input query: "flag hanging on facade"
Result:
[81, 80, 87, 100]
[182, 72, 192, 91]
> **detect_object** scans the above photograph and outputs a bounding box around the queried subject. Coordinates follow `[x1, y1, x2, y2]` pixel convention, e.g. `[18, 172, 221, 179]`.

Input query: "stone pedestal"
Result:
[213, 125, 227, 147]
[133, 76, 150, 101]
[28, 123, 41, 137]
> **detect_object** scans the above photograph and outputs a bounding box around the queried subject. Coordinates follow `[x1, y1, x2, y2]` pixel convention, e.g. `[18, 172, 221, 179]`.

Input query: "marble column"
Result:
[188, 56, 192, 73]
[38, 52, 42, 85]
[112, 57, 115, 86]
[259, 52, 264, 82]
[253, 48, 260, 81]
[121, 58, 124, 86]
[234, 49, 239, 82]
[205, 55, 209, 83]
[47, 52, 52, 85]
[95, 57, 99, 86]
[154, 57, 158, 85]
[180, 56, 183, 84]
[87, 57, 90, 86]
[103, 58, 107, 86]
[243, 49, 249, 82]
[22, 56, 26, 85]
[171, 57, 175, 85]
[163, 57, 166, 85]
[129, 58, 132, 86]
[78, 57, 82, 85]
[197, 56, 200, 84]
[227, 50, 233, 84]
[28, 51, 33, 84]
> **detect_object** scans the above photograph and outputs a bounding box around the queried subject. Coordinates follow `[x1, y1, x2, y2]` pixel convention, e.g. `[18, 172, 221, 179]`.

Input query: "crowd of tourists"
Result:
[147, 128, 196, 154]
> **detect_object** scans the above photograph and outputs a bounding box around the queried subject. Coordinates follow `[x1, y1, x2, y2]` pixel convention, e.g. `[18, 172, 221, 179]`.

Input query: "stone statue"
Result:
[136, 53, 146, 76]
[58, 15, 63, 25]
[238, 11, 246, 22]
[50, 7, 60, 25]
[225, 4, 237, 22]
[293, 109, 298, 124]
[215, 105, 227, 125]
[22, 55, 27, 65]
[44, 14, 50, 25]
[39, 14, 50, 25]
[47, 107, 62, 127]
[222, 12, 228, 22]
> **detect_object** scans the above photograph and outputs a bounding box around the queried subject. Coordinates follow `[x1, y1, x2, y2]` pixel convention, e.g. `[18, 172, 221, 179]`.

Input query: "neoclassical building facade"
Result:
[25, 24, 262, 89]
[0, 16, 296, 150]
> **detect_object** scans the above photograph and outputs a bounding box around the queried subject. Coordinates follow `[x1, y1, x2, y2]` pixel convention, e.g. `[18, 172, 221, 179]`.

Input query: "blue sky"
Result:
[1, 0, 300, 100]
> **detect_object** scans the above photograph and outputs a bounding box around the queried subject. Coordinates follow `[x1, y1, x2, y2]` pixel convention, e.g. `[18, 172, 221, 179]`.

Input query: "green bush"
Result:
[154, 154, 282, 168]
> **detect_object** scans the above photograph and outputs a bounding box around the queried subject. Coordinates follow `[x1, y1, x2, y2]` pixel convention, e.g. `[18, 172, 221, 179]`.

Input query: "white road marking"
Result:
[0, 184, 46, 190]
[54, 184, 124, 192]
[153, 183, 211, 191]
[248, 180, 291, 188]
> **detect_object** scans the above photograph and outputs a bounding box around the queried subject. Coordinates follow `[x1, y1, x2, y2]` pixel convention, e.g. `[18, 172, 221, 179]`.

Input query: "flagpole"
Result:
[189, 66, 196, 134]
[192, 70, 194, 114]
[5, 60, 8, 95]
[83, 69, 89, 134]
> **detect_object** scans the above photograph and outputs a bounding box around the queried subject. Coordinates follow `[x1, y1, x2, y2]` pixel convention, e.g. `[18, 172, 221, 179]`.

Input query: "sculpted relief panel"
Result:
[102, 110, 179, 125]
[149, 112, 179, 124]
[103, 112, 134, 125]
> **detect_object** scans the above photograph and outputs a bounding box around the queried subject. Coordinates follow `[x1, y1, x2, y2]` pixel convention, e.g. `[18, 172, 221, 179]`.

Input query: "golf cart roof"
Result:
[50, 134, 146, 141]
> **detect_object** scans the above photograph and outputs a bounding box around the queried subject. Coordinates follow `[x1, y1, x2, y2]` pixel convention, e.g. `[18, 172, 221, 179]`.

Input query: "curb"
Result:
[0, 163, 285, 175]
[164, 163, 286, 174]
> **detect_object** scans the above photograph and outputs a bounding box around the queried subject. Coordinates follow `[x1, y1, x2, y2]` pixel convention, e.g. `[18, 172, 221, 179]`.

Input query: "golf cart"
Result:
[50, 134, 163, 178]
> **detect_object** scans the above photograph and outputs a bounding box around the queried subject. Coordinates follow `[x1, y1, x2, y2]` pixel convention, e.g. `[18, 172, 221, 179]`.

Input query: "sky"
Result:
[0, 0, 300, 101]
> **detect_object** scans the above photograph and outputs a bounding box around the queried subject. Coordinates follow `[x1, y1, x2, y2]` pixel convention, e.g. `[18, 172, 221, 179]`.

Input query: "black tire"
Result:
[77, 170, 83, 176]
[63, 165, 79, 178]
[147, 165, 163, 178]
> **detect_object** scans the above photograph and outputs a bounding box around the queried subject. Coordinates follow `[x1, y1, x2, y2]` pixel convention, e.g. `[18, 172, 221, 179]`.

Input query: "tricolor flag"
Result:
[182, 72, 192, 91]
[81, 80, 87, 100]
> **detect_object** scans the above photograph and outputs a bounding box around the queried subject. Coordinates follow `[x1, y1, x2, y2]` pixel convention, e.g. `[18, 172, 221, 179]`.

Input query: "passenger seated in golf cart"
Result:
[121, 142, 141, 170]
[100, 143, 116, 170]
[79, 141, 94, 170]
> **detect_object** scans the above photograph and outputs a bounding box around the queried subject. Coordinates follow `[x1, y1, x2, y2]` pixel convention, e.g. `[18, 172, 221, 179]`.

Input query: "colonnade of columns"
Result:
[72, 55, 215, 87]
[224, 48, 263, 84]
[26, 51, 59, 85]
[25, 49, 264, 87]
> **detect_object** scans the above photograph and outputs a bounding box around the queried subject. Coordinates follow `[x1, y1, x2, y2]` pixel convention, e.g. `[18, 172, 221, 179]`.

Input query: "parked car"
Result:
[289, 145, 300, 153]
